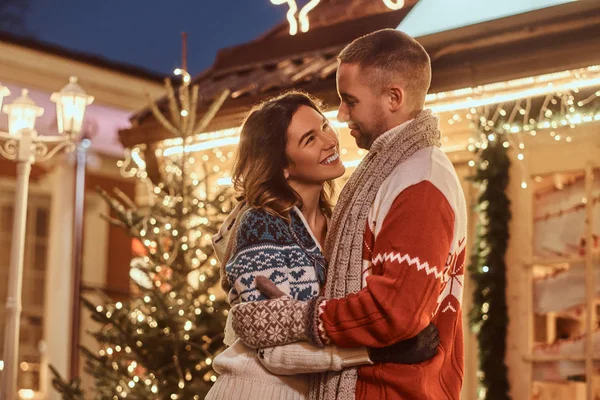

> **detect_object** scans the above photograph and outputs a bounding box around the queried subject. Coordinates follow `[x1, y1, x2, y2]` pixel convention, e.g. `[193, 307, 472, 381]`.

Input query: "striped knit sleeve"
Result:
[319, 181, 455, 347]
[225, 210, 292, 303]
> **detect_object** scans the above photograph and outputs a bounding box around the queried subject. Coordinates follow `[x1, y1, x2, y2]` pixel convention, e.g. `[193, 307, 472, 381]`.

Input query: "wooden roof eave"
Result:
[427, 3, 600, 93]
[118, 79, 340, 148]
[119, 1, 600, 149]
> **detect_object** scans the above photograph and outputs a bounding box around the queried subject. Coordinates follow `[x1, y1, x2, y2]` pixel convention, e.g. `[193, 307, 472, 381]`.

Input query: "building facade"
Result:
[0, 30, 165, 399]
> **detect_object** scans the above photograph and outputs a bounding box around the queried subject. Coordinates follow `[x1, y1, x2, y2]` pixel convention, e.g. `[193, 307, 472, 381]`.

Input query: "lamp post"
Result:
[0, 77, 93, 400]
[51, 77, 94, 381]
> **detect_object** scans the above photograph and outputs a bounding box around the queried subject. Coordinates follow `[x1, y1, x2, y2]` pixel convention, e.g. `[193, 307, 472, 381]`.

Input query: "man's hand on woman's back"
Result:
[368, 323, 439, 364]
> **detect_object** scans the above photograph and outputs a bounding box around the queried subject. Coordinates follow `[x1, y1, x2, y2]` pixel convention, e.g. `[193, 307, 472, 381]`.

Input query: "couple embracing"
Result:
[206, 29, 467, 400]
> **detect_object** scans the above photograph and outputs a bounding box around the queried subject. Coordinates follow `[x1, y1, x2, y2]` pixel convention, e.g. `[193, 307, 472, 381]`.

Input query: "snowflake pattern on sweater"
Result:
[225, 208, 323, 304]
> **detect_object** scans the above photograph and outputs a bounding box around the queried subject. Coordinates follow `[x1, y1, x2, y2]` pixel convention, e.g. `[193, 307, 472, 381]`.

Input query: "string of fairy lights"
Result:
[89, 220, 224, 397]
[95, 70, 234, 398]
[462, 66, 600, 190]
[125, 65, 600, 197]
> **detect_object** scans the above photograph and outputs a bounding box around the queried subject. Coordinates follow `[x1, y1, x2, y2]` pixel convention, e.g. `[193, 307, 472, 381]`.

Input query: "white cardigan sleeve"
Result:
[257, 342, 372, 375]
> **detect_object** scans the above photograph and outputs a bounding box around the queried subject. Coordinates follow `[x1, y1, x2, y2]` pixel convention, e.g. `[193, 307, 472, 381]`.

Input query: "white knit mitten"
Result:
[258, 342, 371, 375]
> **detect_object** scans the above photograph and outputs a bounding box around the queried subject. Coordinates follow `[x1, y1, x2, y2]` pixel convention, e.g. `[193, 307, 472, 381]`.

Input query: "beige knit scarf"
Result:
[309, 109, 441, 400]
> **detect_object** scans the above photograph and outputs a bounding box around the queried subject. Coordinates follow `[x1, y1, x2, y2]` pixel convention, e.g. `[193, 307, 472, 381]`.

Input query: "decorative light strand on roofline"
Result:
[158, 66, 600, 157]
[466, 86, 600, 190]
[427, 66, 600, 113]
[161, 114, 346, 156]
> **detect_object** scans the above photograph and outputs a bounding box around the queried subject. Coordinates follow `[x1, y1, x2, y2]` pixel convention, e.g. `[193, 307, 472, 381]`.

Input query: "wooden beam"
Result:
[430, 23, 600, 93]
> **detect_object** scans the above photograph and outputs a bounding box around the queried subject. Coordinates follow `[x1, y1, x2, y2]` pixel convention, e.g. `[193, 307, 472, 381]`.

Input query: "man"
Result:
[231, 29, 467, 400]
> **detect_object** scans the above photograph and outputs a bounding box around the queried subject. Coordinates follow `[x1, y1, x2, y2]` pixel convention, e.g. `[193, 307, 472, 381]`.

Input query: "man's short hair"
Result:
[338, 29, 432, 109]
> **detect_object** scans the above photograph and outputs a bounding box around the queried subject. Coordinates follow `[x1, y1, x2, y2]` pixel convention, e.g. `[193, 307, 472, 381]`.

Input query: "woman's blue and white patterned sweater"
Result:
[209, 208, 325, 399]
[226, 207, 325, 305]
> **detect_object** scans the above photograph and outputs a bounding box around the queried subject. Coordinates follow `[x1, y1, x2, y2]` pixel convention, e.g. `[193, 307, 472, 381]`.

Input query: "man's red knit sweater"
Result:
[318, 146, 467, 399]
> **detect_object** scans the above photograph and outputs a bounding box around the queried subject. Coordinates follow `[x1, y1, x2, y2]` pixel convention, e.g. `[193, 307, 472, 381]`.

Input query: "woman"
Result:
[205, 91, 435, 400]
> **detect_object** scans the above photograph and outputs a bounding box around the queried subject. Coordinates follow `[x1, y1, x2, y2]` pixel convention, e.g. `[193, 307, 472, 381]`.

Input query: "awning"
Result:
[398, 0, 575, 37]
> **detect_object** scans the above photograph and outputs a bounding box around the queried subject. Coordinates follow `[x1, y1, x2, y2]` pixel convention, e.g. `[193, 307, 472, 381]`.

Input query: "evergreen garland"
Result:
[468, 135, 512, 400]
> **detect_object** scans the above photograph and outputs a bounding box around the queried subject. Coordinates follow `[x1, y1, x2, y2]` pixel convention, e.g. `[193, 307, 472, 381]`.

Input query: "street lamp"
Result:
[51, 76, 94, 137]
[52, 76, 94, 381]
[3, 89, 45, 135]
[0, 77, 93, 400]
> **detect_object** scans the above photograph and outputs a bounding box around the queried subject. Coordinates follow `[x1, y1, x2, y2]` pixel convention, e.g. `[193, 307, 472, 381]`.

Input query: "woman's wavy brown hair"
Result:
[232, 91, 336, 220]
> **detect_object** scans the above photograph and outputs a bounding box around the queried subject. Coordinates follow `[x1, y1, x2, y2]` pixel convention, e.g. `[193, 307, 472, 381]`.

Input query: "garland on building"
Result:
[468, 134, 512, 400]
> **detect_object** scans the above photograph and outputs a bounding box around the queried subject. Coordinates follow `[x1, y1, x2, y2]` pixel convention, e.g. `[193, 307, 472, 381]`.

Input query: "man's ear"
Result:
[389, 86, 405, 112]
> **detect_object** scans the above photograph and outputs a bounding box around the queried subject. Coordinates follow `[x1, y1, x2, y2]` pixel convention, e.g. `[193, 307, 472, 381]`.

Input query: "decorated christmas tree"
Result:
[51, 67, 232, 399]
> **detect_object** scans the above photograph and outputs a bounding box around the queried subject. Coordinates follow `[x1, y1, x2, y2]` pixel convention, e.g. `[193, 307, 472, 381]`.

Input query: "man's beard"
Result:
[352, 127, 372, 150]
[354, 118, 387, 150]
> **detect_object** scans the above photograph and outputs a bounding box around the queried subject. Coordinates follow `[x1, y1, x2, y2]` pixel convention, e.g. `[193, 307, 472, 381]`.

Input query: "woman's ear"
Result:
[283, 169, 290, 179]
